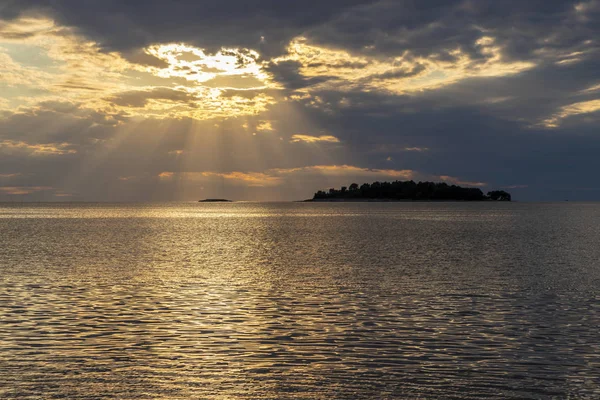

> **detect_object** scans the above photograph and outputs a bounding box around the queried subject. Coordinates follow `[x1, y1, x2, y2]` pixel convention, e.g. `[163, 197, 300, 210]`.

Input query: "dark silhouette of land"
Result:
[308, 181, 511, 202]
[199, 199, 233, 202]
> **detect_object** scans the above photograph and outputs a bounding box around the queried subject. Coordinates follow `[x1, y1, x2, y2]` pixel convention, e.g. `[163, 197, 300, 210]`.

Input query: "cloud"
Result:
[0, 0, 373, 55]
[304, 1, 598, 63]
[438, 175, 487, 188]
[53, 190, 73, 197]
[263, 165, 417, 182]
[0, 140, 77, 155]
[256, 121, 274, 132]
[147, 165, 421, 193]
[581, 83, 600, 93]
[503, 184, 529, 189]
[404, 147, 429, 152]
[290, 165, 416, 179]
[158, 172, 174, 179]
[271, 36, 535, 96]
[0, 186, 53, 195]
[264, 60, 332, 90]
[574, 0, 600, 19]
[175, 165, 487, 196]
[200, 171, 283, 187]
[110, 87, 195, 107]
[290, 134, 340, 143]
[542, 99, 600, 127]
[145, 44, 270, 86]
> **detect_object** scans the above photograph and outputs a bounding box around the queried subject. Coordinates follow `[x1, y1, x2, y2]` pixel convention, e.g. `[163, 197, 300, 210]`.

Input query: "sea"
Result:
[1, 202, 599, 399]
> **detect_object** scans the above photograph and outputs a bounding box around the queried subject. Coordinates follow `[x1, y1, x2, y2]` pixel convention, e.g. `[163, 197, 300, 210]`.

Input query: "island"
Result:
[199, 199, 233, 202]
[307, 181, 511, 202]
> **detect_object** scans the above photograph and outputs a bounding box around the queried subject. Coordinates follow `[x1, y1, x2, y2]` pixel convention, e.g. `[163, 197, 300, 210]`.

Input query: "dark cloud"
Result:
[305, 0, 598, 62]
[264, 60, 334, 90]
[0, 0, 374, 55]
[2, 0, 598, 64]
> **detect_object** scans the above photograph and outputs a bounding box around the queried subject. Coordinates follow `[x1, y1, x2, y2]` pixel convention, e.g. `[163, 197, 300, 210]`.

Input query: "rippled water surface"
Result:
[1, 202, 599, 399]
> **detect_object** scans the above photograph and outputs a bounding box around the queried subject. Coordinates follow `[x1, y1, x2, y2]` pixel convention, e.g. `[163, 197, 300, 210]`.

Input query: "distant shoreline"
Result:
[304, 198, 504, 202]
[199, 199, 233, 202]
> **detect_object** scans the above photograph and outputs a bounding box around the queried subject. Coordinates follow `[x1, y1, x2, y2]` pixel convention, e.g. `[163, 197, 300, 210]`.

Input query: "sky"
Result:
[0, 0, 599, 201]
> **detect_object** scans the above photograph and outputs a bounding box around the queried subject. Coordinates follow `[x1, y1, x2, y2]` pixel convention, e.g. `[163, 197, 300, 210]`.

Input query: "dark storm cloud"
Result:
[2, 0, 598, 64]
[0, 0, 374, 56]
[305, 0, 599, 61]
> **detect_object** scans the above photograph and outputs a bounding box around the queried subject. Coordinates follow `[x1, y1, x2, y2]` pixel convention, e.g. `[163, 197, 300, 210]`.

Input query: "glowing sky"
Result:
[1, 0, 600, 201]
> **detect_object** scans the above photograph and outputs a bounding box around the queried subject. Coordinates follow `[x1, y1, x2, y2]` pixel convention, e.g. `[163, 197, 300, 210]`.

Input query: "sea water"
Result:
[1, 202, 599, 398]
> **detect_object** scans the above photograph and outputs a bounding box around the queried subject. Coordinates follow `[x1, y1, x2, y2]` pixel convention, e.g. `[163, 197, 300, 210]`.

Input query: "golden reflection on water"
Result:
[1, 202, 599, 398]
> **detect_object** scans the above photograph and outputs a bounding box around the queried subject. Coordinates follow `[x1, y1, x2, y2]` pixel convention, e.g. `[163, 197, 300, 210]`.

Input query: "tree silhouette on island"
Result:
[309, 181, 511, 202]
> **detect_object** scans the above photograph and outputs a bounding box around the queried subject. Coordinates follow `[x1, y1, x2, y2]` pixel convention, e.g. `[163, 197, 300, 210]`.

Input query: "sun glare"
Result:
[146, 43, 271, 86]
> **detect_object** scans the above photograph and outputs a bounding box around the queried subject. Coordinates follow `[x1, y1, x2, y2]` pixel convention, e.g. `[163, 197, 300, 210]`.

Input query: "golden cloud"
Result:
[0, 17, 278, 120]
[200, 171, 283, 187]
[256, 121, 275, 132]
[542, 99, 600, 127]
[157, 165, 418, 188]
[290, 134, 340, 143]
[0, 186, 53, 195]
[158, 172, 175, 179]
[149, 165, 400, 191]
[273, 36, 535, 95]
[0, 140, 77, 155]
[581, 83, 600, 93]
[438, 175, 487, 187]
[53, 191, 74, 197]
[1, 16, 541, 125]
[266, 165, 416, 180]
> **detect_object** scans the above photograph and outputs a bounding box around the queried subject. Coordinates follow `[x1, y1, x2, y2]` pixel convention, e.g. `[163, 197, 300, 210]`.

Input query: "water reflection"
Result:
[0, 202, 599, 398]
